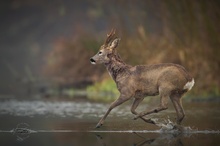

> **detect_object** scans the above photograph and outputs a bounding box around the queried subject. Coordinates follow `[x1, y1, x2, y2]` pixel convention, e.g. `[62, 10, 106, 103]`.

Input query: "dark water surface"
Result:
[0, 99, 219, 146]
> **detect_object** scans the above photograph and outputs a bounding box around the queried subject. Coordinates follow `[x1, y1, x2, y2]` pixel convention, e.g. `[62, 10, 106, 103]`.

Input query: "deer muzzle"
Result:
[90, 58, 96, 64]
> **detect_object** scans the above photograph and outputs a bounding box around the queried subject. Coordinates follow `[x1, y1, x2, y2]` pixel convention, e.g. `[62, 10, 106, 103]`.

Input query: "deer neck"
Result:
[105, 52, 131, 81]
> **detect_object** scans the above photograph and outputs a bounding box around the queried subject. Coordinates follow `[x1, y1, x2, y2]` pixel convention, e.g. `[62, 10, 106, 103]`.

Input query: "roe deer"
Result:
[90, 29, 194, 128]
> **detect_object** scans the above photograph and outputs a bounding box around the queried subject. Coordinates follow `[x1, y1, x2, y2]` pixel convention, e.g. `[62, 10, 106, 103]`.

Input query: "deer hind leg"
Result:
[134, 93, 169, 120]
[170, 93, 185, 125]
[131, 98, 156, 124]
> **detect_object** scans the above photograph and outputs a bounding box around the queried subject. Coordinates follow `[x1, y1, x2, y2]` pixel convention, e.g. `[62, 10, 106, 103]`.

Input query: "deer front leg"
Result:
[96, 95, 130, 128]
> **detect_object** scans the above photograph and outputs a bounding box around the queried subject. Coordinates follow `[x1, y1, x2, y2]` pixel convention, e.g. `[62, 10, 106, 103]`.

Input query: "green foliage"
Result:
[86, 78, 119, 102]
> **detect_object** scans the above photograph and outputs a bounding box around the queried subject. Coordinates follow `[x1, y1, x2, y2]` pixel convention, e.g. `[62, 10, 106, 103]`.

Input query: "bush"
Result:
[86, 78, 119, 102]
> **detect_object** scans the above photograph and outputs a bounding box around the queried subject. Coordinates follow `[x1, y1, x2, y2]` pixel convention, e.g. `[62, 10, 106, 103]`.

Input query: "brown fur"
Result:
[90, 30, 194, 128]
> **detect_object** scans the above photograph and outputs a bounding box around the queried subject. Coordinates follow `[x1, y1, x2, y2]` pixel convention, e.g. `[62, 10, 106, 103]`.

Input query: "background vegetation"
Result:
[0, 0, 219, 101]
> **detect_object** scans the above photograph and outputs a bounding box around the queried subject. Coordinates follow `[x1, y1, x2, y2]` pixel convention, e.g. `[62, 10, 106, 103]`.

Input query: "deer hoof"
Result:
[173, 124, 184, 131]
[95, 123, 103, 129]
[148, 118, 156, 124]
[133, 115, 140, 120]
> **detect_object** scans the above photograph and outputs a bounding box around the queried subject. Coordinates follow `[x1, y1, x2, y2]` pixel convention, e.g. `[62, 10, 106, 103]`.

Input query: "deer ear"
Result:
[110, 38, 120, 50]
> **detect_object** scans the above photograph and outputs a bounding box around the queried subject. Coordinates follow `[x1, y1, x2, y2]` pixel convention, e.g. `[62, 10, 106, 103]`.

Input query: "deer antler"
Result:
[104, 29, 116, 46]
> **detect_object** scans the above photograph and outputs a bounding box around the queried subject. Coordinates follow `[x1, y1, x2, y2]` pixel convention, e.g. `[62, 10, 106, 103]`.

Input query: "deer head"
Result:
[90, 29, 120, 65]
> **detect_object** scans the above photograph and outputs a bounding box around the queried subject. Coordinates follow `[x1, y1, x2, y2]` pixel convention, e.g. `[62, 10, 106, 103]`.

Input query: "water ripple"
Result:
[0, 99, 131, 118]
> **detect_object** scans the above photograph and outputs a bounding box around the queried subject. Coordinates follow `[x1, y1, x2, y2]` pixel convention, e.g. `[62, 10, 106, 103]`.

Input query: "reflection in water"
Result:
[126, 132, 183, 146]
[0, 99, 220, 145]
[96, 132, 183, 146]
[1, 122, 219, 146]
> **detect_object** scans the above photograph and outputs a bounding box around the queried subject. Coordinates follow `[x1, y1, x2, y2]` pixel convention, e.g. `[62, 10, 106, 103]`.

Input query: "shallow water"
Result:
[0, 99, 220, 146]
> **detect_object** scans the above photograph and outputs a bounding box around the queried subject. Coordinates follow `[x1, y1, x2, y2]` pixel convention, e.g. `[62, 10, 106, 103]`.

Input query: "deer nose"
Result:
[90, 58, 96, 64]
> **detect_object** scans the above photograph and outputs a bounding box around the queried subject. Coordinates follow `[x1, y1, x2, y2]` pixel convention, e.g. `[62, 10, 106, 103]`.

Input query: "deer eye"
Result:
[98, 51, 103, 55]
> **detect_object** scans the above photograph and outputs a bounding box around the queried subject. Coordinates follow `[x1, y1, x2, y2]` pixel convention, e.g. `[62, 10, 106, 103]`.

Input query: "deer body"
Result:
[90, 29, 194, 128]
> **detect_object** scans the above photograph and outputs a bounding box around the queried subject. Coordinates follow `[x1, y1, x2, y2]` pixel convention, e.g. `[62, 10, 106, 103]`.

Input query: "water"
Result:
[0, 99, 220, 146]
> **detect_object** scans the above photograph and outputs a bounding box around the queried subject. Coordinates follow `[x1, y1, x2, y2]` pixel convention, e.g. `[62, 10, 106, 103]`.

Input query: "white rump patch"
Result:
[183, 79, 195, 91]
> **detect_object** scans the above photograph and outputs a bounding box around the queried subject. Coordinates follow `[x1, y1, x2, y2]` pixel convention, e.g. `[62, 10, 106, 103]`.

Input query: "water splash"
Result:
[152, 118, 193, 134]
[149, 118, 220, 135]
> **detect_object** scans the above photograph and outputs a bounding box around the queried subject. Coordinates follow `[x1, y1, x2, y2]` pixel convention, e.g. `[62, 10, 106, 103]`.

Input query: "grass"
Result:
[86, 78, 119, 102]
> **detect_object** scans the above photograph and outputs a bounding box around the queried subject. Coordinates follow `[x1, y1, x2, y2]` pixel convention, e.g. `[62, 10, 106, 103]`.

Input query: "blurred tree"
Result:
[43, 35, 104, 88]
[1, 0, 219, 97]
[43, 0, 220, 96]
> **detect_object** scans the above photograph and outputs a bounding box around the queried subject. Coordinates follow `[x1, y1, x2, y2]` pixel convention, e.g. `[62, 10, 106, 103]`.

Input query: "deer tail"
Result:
[183, 78, 195, 91]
